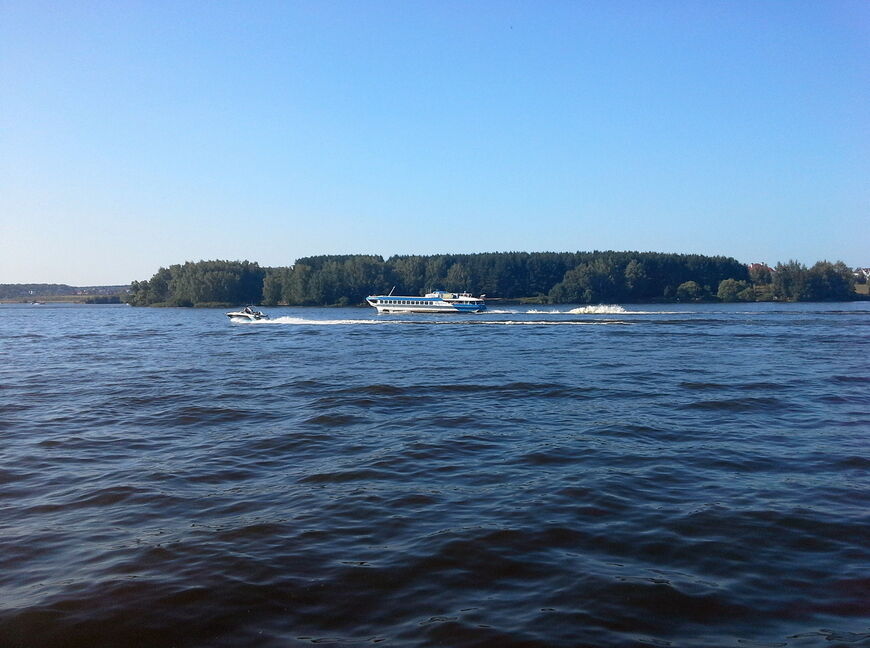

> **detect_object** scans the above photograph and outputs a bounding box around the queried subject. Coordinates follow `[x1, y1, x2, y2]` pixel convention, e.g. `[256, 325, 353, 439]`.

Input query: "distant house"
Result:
[748, 262, 774, 274]
[854, 268, 870, 281]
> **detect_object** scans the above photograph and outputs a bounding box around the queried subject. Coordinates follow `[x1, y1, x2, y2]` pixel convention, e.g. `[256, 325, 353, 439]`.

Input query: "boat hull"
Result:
[371, 304, 485, 314]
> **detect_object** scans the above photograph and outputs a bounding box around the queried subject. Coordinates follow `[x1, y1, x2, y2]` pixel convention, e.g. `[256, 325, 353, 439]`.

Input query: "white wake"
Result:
[529, 305, 691, 315]
[236, 316, 386, 326]
[234, 316, 628, 327]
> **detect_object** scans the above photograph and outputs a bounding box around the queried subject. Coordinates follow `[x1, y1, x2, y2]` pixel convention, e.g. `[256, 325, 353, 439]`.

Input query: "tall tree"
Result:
[773, 261, 808, 301]
[805, 261, 855, 301]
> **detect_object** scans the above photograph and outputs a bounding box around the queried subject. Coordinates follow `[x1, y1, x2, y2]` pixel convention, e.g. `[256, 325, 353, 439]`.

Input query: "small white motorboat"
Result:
[226, 306, 269, 321]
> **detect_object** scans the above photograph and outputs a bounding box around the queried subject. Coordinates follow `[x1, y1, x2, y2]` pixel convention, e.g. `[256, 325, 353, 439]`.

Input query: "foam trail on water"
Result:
[490, 320, 629, 326]
[568, 305, 628, 314]
[240, 316, 387, 326]
[526, 305, 628, 314]
[528, 305, 692, 315]
[235, 316, 628, 327]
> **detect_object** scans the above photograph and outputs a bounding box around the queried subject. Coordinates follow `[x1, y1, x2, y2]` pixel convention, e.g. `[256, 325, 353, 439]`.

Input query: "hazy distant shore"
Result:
[0, 284, 128, 303]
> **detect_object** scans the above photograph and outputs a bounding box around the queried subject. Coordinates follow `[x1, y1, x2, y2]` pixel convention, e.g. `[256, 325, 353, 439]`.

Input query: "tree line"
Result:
[125, 253, 859, 307]
[715, 260, 856, 302]
[127, 260, 265, 307]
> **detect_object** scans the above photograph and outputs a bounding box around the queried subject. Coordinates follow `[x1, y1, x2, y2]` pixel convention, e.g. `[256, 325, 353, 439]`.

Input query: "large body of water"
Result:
[1, 302, 868, 647]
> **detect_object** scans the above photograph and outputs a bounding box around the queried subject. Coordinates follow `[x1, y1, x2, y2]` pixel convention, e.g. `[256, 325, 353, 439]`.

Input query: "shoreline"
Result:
[4, 295, 868, 306]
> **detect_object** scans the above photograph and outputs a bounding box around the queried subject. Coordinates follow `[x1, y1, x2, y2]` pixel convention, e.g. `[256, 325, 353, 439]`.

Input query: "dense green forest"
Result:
[125, 253, 859, 307]
[127, 260, 265, 307]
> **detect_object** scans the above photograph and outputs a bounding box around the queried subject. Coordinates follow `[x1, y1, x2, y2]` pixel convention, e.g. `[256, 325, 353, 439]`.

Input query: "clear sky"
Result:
[1, 1, 867, 285]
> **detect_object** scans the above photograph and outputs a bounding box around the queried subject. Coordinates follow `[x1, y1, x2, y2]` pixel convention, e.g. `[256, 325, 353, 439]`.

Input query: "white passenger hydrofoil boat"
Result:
[366, 290, 486, 314]
[226, 306, 269, 321]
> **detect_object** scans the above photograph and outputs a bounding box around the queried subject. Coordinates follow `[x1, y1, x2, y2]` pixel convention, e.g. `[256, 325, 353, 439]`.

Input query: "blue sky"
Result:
[1, 1, 867, 284]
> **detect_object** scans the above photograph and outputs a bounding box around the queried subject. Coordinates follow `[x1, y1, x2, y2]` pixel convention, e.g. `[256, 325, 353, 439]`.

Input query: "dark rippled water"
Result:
[2, 302, 868, 647]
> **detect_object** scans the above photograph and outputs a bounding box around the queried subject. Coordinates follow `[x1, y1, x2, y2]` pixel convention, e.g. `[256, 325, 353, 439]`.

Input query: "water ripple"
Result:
[1, 303, 868, 647]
